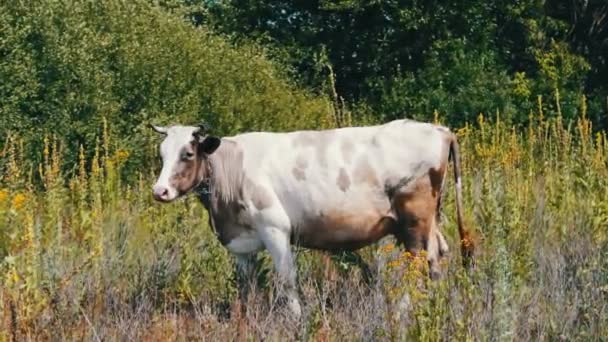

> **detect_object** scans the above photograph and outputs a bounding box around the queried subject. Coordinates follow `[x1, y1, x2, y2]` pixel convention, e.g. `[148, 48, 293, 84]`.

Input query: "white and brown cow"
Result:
[151, 119, 474, 318]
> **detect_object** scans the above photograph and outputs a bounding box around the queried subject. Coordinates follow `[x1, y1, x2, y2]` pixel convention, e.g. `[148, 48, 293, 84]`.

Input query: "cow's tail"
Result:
[448, 133, 475, 268]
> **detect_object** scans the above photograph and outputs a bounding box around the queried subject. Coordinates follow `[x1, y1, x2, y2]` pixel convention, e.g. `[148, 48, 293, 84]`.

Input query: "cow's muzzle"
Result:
[152, 185, 172, 202]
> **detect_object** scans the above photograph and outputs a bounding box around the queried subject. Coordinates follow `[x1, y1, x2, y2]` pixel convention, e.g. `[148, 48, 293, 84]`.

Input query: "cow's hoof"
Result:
[429, 268, 442, 281]
[287, 297, 302, 320]
[428, 262, 443, 281]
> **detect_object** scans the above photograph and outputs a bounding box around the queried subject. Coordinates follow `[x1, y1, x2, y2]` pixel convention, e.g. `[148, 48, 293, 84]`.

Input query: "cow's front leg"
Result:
[258, 226, 302, 318]
[235, 253, 259, 312]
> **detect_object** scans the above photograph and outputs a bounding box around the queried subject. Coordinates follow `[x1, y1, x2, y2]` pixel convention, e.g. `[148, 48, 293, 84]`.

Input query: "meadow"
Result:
[1, 98, 607, 341]
[1, 1, 608, 340]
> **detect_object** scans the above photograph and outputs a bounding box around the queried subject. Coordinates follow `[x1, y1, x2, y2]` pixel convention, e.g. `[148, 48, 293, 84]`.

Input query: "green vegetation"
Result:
[205, 0, 607, 127]
[1, 0, 607, 340]
[0, 0, 331, 181]
[2, 104, 606, 340]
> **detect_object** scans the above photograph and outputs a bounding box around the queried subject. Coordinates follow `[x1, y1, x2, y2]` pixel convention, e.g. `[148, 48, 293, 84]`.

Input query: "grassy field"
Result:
[1, 102, 608, 341]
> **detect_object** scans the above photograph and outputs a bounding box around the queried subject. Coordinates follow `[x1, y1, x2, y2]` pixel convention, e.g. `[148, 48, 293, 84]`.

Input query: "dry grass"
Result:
[1, 99, 608, 341]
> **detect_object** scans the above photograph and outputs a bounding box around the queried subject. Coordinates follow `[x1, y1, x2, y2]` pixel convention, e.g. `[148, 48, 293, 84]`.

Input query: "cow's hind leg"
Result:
[436, 228, 449, 258]
[393, 174, 444, 279]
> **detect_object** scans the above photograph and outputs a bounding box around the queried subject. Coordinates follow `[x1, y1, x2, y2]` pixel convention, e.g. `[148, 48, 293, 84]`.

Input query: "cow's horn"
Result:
[198, 122, 210, 134]
[150, 124, 168, 135]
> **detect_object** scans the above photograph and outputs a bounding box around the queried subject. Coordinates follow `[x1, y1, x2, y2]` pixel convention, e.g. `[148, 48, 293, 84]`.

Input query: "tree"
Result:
[202, 0, 601, 126]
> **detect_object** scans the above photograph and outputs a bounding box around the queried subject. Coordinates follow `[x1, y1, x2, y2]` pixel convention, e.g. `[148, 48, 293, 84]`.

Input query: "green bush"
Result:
[0, 0, 332, 182]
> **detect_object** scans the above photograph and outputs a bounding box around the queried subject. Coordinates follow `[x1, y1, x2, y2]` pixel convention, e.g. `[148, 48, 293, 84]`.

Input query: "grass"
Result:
[1, 98, 608, 341]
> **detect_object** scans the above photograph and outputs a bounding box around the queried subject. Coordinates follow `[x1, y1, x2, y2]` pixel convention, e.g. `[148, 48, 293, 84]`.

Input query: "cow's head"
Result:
[151, 124, 221, 202]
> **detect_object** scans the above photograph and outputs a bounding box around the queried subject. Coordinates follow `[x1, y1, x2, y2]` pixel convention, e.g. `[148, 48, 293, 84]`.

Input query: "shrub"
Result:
[0, 0, 332, 183]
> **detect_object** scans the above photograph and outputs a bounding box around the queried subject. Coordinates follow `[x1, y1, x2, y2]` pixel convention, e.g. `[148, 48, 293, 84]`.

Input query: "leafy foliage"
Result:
[0, 0, 331, 183]
[205, 0, 606, 126]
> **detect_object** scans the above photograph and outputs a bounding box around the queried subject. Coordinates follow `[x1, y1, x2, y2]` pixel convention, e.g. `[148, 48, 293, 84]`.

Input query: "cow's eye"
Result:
[183, 152, 194, 160]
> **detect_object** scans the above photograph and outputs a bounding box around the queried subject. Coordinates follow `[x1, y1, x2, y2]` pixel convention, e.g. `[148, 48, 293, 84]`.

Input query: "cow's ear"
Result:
[199, 136, 221, 155]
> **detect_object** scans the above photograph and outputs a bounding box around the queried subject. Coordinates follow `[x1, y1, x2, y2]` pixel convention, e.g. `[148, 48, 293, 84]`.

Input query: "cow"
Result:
[150, 119, 474, 318]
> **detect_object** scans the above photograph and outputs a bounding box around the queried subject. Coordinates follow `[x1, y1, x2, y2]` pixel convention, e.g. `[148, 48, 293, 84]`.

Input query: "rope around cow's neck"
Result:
[193, 155, 213, 199]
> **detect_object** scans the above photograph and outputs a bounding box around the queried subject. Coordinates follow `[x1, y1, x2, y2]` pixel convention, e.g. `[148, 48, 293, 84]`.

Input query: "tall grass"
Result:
[1, 98, 607, 340]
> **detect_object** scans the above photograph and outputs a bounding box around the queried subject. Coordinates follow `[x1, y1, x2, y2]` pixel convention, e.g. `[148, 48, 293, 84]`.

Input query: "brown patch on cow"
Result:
[392, 174, 437, 251]
[292, 131, 334, 167]
[429, 163, 447, 198]
[353, 158, 379, 186]
[207, 200, 252, 245]
[292, 167, 306, 181]
[294, 210, 396, 251]
[292, 155, 308, 181]
[341, 140, 355, 164]
[171, 142, 203, 195]
[336, 168, 351, 192]
[244, 178, 274, 210]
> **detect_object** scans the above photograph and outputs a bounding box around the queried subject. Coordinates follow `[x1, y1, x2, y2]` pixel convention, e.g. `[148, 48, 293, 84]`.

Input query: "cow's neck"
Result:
[194, 139, 244, 210]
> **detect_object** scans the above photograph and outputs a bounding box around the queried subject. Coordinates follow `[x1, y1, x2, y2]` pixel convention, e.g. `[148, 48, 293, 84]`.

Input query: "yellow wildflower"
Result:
[382, 243, 395, 254]
[387, 260, 402, 269]
[400, 251, 413, 260]
[115, 149, 130, 163]
[9, 268, 20, 284]
[12, 193, 26, 210]
[456, 124, 470, 138]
